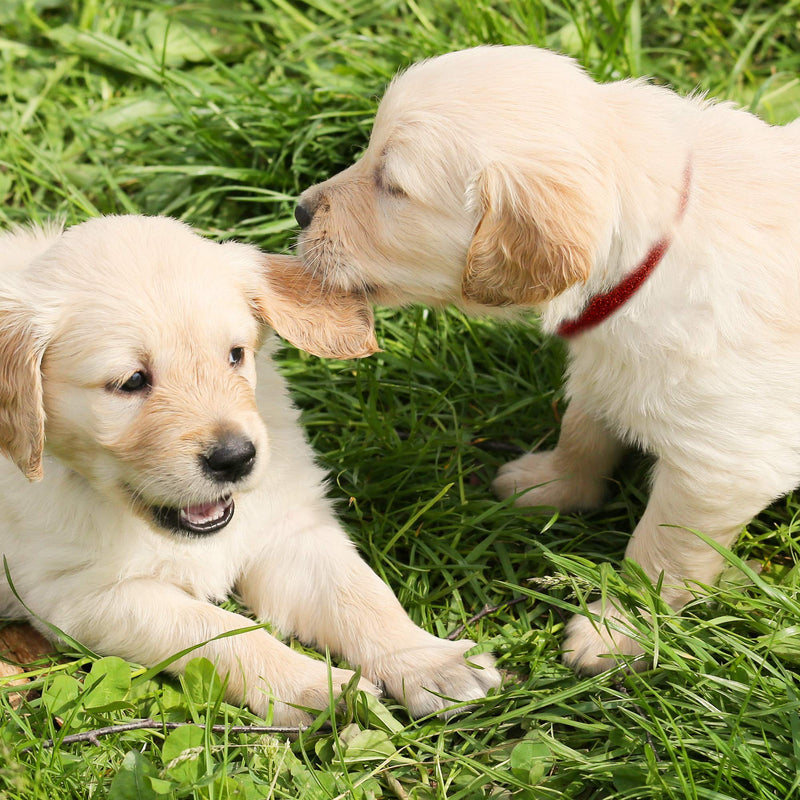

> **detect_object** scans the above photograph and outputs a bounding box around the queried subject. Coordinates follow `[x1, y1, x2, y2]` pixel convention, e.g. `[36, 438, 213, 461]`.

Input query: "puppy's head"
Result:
[0, 216, 374, 537]
[296, 45, 613, 311]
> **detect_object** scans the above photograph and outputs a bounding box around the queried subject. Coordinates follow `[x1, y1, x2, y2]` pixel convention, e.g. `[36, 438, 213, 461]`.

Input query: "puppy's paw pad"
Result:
[561, 602, 645, 674]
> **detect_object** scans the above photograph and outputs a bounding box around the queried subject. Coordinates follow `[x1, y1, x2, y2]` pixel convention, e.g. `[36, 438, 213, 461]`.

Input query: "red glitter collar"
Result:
[556, 163, 692, 339]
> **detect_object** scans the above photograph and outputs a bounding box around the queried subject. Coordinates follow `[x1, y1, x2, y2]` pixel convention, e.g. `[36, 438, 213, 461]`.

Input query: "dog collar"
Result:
[556, 162, 692, 339]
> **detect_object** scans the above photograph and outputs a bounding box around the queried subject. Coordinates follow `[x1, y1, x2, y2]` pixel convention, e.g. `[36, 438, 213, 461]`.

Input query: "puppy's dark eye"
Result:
[229, 347, 245, 367]
[114, 371, 150, 393]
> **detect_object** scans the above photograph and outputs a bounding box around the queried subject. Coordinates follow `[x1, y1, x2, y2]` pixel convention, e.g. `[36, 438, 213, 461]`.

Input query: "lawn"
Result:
[1, 1, 800, 798]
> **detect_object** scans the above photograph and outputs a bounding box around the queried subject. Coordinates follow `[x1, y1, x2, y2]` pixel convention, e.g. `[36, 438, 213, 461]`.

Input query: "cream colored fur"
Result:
[296, 45, 800, 672]
[0, 215, 499, 722]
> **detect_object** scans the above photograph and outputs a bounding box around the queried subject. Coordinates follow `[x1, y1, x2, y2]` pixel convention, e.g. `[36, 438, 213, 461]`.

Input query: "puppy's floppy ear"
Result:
[253, 254, 379, 360]
[463, 161, 597, 306]
[0, 296, 46, 481]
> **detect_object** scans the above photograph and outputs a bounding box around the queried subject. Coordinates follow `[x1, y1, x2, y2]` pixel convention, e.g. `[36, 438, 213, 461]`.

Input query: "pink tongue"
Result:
[182, 499, 227, 525]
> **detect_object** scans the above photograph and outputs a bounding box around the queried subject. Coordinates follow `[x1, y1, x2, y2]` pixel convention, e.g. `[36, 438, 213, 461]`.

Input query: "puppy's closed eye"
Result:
[375, 166, 408, 199]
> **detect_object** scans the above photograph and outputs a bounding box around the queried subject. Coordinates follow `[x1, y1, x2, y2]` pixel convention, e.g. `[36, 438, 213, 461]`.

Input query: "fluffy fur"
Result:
[0, 215, 500, 722]
[295, 45, 800, 672]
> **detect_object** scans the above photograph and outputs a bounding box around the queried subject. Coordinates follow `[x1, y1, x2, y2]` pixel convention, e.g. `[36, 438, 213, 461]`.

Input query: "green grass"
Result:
[2, 1, 800, 797]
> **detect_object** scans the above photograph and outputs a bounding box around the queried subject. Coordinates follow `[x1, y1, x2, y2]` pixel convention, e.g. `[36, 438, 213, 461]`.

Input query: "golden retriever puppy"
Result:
[295, 45, 800, 672]
[0, 215, 500, 723]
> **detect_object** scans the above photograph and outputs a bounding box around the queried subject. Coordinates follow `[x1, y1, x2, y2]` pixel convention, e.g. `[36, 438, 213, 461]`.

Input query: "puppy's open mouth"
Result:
[151, 495, 235, 536]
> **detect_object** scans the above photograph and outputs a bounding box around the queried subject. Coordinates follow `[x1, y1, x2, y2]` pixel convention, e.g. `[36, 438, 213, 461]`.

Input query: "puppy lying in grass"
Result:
[0, 215, 500, 723]
[295, 45, 800, 672]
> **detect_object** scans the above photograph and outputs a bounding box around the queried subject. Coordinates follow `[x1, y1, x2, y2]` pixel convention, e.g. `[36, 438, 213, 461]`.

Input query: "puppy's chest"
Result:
[108, 534, 233, 602]
[566, 341, 698, 449]
[125, 491, 300, 602]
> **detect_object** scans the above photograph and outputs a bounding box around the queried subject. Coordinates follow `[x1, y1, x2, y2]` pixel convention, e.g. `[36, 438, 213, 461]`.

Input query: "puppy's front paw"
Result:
[493, 451, 606, 512]
[375, 637, 501, 718]
[561, 601, 646, 674]
[257, 661, 381, 726]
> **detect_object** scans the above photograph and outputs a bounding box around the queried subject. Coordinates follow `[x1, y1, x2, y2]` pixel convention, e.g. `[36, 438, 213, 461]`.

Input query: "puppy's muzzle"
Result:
[202, 433, 257, 484]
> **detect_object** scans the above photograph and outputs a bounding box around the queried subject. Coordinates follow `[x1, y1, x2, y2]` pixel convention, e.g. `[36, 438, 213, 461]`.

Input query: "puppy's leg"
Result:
[238, 511, 502, 718]
[562, 460, 765, 673]
[493, 400, 623, 511]
[46, 581, 378, 725]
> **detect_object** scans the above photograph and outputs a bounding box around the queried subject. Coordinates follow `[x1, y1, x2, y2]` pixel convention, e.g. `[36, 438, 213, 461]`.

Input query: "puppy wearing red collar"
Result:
[294, 45, 800, 672]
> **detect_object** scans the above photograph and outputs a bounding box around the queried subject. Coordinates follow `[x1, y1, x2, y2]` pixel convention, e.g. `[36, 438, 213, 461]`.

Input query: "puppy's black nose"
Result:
[294, 202, 313, 229]
[203, 434, 256, 483]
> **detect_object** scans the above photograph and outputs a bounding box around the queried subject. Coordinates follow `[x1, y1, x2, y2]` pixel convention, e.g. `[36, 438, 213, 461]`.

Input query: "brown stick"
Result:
[447, 596, 527, 640]
[27, 719, 309, 751]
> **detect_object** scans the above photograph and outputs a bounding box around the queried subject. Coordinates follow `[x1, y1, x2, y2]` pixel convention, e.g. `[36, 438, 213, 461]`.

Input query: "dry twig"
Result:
[28, 719, 308, 751]
[447, 596, 527, 640]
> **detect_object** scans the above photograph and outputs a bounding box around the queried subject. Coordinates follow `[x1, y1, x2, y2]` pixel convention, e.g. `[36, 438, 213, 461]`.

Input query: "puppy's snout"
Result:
[203, 433, 257, 483]
[294, 201, 313, 229]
